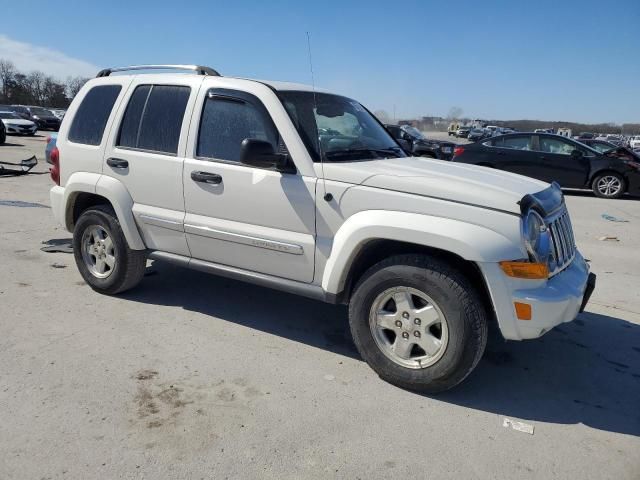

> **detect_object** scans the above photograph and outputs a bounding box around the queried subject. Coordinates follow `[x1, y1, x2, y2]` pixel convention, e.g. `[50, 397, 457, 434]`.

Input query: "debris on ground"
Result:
[0, 155, 38, 177]
[601, 213, 628, 223]
[598, 236, 620, 242]
[41, 239, 73, 253]
[50, 262, 67, 269]
[503, 418, 535, 435]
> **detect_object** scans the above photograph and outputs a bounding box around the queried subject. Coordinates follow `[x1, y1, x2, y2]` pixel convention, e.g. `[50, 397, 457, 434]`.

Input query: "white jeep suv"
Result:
[49, 65, 595, 392]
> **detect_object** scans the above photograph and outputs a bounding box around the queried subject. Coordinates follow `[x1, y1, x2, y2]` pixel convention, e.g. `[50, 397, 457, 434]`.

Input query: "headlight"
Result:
[33, 115, 40, 119]
[523, 210, 550, 263]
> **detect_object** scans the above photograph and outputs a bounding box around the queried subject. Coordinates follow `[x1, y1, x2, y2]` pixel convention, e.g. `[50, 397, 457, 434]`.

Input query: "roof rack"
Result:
[95, 64, 221, 78]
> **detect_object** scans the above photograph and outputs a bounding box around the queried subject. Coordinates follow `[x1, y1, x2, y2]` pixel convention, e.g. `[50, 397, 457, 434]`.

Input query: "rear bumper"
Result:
[479, 251, 593, 340]
[50, 186, 67, 229]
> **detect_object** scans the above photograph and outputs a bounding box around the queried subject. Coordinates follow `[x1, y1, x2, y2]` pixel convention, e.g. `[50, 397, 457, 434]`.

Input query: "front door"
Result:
[182, 87, 317, 283]
[535, 135, 591, 187]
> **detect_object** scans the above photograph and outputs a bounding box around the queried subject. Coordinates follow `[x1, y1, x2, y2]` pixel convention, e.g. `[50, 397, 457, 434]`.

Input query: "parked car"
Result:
[45, 133, 57, 164]
[0, 118, 5, 144]
[10, 105, 61, 131]
[629, 135, 640, 149]
[48, 109, 66, 120]
[385, 124, 455, 160]
[456, 125, 471, 138]
[452, 133, 640, 199]
[49, 64, 595, 393]
[447, 122, 459, 136]
[578, 132, 595, 139]
[467, 128, 486, 142]
[0, 110, 38, 135]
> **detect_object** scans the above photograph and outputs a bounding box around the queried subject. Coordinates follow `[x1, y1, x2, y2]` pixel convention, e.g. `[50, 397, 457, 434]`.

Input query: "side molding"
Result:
[321, 210, 523, 295]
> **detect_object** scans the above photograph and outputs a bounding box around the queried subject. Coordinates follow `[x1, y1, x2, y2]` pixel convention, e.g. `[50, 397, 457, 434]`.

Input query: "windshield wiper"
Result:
[324, 147, 403, 160]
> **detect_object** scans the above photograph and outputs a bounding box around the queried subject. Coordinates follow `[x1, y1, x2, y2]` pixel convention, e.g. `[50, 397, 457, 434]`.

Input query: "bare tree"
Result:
[66, 76, 88, 99]
[0, 59, 16, 102]
[447, 106, 463, 121]
[27, 71, 47, 105]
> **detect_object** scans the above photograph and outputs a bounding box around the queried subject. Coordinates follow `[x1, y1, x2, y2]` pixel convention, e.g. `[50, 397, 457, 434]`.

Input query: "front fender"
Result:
[61, 172, 146, 250]
[321, 210, 522, 294]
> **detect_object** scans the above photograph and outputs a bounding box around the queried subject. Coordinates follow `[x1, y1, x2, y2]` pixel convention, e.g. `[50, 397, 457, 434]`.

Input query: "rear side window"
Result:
[197, 90, 279, 162]
[117, 85, 190, 155]
[68, 85, 121, 145]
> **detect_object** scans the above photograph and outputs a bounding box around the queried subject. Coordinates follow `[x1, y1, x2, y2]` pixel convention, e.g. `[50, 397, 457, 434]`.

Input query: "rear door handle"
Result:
[107, 157, 129, 169]
[191, 171, 222, 185]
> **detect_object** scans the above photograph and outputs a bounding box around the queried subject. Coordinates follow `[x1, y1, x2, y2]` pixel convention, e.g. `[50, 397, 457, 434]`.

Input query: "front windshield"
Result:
[0, 112, 20, 119]
[402, 126, 426, 140]
[278, 91, 406, 162]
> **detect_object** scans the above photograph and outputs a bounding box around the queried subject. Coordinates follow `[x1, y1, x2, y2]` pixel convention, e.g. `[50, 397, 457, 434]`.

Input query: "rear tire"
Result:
[348, 254, 488, 393]
[592, 172, 625, 199]
[73, 205, 146, 294]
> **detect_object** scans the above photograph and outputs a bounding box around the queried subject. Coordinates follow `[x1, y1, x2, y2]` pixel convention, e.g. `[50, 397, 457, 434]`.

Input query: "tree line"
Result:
[0, 59, 88, 108]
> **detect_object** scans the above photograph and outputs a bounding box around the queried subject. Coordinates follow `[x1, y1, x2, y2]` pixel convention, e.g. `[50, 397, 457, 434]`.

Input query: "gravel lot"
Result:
[1, 134, 639, 479]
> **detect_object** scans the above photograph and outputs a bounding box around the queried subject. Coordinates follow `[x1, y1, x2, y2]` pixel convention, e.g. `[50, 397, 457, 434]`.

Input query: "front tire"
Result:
[349, 255, 488, 393]
[73, 205, 146, 294]
[592, 172, 625, 199]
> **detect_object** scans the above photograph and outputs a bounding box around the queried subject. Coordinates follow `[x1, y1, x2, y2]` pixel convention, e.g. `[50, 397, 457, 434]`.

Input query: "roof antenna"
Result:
[306, 31, 332, 202]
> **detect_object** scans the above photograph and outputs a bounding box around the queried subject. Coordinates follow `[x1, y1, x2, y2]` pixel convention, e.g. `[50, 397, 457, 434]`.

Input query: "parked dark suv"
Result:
[452, 133, 640, 199]
[11, 105, 60, 131]
[386, 124, 456, 160]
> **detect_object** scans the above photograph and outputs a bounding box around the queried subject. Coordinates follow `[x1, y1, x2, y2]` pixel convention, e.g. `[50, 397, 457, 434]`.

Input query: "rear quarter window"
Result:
[68, 85, 122, 145]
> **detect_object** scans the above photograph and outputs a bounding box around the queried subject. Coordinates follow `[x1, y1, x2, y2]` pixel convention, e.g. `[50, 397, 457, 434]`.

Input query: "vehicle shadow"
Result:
[0, 142, 25, 147]
[122, 260, 640, 437]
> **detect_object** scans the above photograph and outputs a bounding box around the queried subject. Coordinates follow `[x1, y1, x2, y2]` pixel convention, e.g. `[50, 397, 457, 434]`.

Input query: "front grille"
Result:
[547, 208, 576, 275]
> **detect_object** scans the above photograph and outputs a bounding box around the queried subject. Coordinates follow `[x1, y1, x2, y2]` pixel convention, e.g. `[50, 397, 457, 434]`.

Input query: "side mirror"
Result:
[240, 139, 294, 173]
[571, 149, 583, 158]
[396, 138, 412, 153]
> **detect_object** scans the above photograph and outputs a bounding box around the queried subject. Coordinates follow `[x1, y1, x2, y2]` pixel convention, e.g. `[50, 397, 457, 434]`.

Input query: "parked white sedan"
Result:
[0, 111, 37, 135]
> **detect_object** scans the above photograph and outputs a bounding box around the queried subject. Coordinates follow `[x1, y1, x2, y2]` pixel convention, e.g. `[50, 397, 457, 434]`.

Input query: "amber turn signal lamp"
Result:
[514, 302, 532, 320]
[499, 261, 549, 279]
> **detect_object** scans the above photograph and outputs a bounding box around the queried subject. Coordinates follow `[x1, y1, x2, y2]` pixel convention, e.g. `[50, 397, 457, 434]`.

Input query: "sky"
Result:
[2, 0, 639, 124]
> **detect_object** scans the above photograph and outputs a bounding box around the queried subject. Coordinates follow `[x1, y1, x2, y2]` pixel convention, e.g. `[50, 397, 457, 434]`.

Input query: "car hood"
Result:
[321, 157, 549, 214]
[2, 118, 35, 126]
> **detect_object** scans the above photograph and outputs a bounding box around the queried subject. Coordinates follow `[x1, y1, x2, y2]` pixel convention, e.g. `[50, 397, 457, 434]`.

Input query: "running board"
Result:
[147, 251, 335, 303]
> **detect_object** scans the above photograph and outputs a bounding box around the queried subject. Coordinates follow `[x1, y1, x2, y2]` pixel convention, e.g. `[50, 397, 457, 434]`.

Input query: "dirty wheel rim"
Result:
[369, 287, 449, 369]
[81, 225, 115, 279]
[597, 176, 622, 197]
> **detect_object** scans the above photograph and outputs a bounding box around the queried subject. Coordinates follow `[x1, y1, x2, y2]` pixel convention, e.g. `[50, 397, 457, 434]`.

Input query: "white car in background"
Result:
[629, 136, 640, 149]
[0, 110, 37, 135]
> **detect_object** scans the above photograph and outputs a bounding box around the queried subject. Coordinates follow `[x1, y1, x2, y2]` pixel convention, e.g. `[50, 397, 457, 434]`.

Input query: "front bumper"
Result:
[479, 251, 593, 340]
[5, 124, 37, 134]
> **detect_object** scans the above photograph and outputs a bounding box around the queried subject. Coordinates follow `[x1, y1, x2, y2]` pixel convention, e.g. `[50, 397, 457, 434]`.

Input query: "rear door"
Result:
[103, 75, 204, 256]
[488, 134, 540, 177]
[535, 135, 591, 187]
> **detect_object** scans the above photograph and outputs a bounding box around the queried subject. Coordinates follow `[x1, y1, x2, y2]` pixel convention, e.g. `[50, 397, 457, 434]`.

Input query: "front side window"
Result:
[117, 84, 190, 155]
[540, 137, 578, 155]
[68, 85, 121, 145]
[279, 91, 405, 162]
[197, 89, 280, 162]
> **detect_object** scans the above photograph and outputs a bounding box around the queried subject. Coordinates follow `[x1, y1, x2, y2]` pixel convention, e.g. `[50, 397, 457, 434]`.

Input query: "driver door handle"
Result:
[191, 171, 222, 185]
